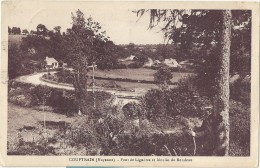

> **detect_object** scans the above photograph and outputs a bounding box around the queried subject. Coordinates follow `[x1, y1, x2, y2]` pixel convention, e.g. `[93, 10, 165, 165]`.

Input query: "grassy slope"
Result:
[89, 68, 191, 82]
[8, 35, 26, 47]
[8, 103, 76, 144]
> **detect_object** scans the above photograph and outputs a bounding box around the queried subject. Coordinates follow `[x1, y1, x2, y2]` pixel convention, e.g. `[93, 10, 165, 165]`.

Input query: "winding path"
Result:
[16, 72, 142, 105]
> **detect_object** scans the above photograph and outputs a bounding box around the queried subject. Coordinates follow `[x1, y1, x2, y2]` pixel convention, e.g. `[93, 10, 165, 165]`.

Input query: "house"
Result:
[118, 55, 136, 62]
[143, 58, 153, 67]
[163, 58, 180, 68]
[153, 60, 161, 65]
[58, 60, 68, 68]
[45, 56, 59, 69]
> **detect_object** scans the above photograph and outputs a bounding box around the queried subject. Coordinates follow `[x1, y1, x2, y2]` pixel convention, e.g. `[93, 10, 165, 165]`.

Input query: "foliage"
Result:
[8, 138, 55, 155]
[154, 66, 173, 84]
[20, 35, 51, 61]
[47, 89, 78, 116]
[36, 24, 48, 36]
[55, 69, 74, 84]
[30, 85, 52, 106]
[10, 27, 21, 35]
[229, 100, 250, 156]
[8, 80, 111, 116]
[22, 29, 29, 34]
[8, 44, 41, 79]
[8, 26, 11, 34]
[127, 62, 143, 69]
[8, 44, 23, 79]
[230, 76, 250, 105]
[122, 102, 142, 120]
[64, 10, 112, 114]
[141, 76, 211, 120]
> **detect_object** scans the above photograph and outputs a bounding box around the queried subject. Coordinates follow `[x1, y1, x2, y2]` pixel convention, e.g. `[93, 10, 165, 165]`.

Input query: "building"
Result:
[45, 56, 59, 69]
[163, 58, 180, 68]
[143, 57, 153, 67]
[153, 60, 161, 65]
[118, 55, 136, 62]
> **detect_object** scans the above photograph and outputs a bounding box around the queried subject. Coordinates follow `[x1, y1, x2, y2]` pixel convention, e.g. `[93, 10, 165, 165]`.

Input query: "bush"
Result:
[8, 80, 111, 116]
[230, 75, 250, 105]
[112, 63, 127, 69]
[141, 76, 211, 120]
[154, 66, 173, 84]
[151, 63, 165, 70]
[127, 62, 143, 69]
[229, 100, 250, 156]
[31, 85, 52, 105]
[8, 81, 35, 107]
[7, 133, 56, 155]
[47, 89, 78, 116]
[122, 102, 142, 120]
[55, 69, 74, 84]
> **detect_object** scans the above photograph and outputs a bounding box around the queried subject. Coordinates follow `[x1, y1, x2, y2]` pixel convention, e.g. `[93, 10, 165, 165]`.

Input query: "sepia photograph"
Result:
[0, 1, 259, 167]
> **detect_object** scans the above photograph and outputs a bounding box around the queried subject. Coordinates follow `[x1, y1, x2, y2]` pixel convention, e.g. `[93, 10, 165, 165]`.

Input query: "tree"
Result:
[65, 10, 108, 114]
[53, 26, 61, 34]
[8, 26, 11, 34]
[211, 10, 231, 156]
[8, 44, 22, 78]
[138, 9, 232, 156]
[20, 35, 51, 60]
[49, 26, 67, 62]
[154, 66, 172, 85]
[11, 27, 21, 35]
[22, 29, 29, 35]
[36, 24, 48, 36]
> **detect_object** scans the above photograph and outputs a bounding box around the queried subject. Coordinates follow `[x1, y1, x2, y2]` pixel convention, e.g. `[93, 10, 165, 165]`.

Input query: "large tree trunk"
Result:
[73, 68, 89, 115]
[211, 10, 232, 156]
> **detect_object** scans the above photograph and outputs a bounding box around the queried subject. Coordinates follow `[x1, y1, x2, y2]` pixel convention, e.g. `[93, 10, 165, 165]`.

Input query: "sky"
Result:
[6, 1, 166, 45]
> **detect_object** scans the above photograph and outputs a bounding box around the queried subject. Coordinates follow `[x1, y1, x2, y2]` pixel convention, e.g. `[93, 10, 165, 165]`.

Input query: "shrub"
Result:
[230, 75, 250, 105]
[122, 102, 142, 120]
[112, 63, 127, 69]
[229, 100, 250, 156]
[141, 76, 211, 120]
[8, 80, 112, 116]
[55, 69, 74, 84]
[151, 63, 165, 70]
[127, 62, 143, 69]
[8, 136, 56, 155]
[47, 89, 78, 116]
[31, 85, 52, 105]
[154, 66, 173, 84]
[8, 81, 36, 107]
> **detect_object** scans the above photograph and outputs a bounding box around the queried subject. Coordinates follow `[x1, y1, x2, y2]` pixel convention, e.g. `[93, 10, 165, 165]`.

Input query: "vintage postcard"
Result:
[0, 1, 259, 167]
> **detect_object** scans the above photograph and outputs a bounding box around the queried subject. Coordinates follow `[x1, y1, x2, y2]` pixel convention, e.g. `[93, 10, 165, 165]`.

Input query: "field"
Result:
[8, 35, 27, 47]
[90, 68, 191, 82]
[7, 103, 89, 155]
[86, 78, 158, 93]
[8, 103, 76, 143]
[52, 68, 191, 92]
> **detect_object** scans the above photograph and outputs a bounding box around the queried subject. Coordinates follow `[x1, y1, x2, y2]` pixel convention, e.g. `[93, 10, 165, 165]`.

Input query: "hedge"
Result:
[8, 80, 111, 116]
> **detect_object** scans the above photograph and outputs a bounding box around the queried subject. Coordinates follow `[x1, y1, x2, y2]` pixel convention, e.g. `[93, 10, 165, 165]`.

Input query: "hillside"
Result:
[8, 35, 27, 47]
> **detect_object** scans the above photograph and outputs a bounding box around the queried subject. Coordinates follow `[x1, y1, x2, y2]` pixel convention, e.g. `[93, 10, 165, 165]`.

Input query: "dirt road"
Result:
[16, 72, 144, 105]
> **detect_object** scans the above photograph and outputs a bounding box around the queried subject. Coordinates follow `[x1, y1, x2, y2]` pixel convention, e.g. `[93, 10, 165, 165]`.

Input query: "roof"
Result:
[163, 58, 179, 67]
[119, 55, 136, 62]
[45, 57, 58, 65]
